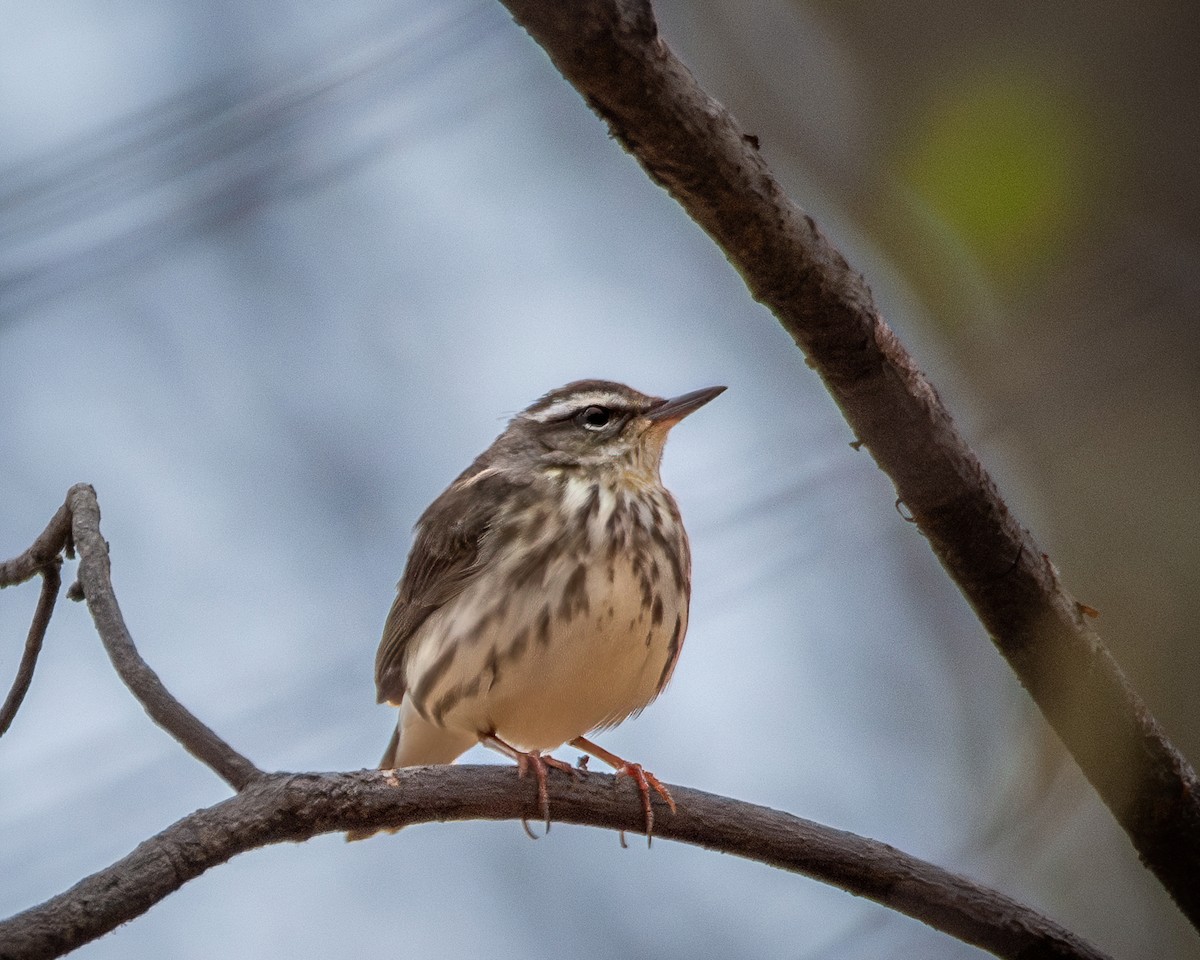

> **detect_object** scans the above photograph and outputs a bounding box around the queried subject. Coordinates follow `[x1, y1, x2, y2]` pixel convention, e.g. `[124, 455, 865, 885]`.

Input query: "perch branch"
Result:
[493, 0, 1200, 926]
[0, 767, 1112, 960]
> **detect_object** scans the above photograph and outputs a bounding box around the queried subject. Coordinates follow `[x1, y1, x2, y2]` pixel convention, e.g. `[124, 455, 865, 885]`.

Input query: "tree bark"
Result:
[492, 0, 1200, 927]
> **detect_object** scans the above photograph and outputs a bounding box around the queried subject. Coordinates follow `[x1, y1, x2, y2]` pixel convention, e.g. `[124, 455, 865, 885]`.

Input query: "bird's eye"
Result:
[576, 406, 612, 430]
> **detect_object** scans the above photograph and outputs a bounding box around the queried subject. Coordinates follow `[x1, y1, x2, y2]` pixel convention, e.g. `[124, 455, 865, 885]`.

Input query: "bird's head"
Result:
[502, 379, 726, 479]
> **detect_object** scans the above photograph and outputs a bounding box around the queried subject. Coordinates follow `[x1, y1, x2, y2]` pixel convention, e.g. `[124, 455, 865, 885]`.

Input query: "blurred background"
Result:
[1, 0, 1196, 956]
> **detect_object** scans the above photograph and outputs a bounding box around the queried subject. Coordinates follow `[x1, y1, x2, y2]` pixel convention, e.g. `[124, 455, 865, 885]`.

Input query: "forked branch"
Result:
[0, 484, 262, 789]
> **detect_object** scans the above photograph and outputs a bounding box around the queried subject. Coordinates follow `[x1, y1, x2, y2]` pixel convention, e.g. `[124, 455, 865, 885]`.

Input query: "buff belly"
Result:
[401, 555, 686, 756]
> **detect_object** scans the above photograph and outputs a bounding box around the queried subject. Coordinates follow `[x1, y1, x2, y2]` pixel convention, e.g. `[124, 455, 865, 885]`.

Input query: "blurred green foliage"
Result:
[900, 69, 1099, 279]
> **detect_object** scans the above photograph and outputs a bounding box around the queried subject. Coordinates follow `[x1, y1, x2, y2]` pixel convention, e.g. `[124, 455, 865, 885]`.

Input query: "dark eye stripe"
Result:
[549, 404, 631, 424]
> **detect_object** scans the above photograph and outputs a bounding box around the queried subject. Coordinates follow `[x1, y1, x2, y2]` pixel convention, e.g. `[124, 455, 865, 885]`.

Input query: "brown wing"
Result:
[374, 463, 525, 705]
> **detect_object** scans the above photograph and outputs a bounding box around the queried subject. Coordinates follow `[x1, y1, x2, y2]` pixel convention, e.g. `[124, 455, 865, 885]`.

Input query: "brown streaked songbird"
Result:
[352, 379, 724, 841]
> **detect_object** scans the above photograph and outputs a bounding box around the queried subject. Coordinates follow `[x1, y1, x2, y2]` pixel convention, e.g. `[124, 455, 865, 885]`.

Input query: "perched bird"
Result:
[352, 379, 724, 841]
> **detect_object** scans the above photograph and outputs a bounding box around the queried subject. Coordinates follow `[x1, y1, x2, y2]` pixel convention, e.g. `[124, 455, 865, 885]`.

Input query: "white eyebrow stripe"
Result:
[523, 391, 627, 423]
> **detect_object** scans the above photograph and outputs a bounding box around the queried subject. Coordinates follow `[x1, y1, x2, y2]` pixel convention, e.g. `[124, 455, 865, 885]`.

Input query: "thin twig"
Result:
[494, 0, 1200, 927]
[0, 563, 61, 737]
[64, 483, 263, 790]
[0, 495, 75, 737]
[0, 767, 1112, 960]
[0, 500, 72, 589]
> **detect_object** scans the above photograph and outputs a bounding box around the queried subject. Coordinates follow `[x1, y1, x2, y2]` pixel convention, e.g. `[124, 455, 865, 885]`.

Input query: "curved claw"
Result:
[615, 762, 676, 846]
[516, 751, 577, 832]
[568, 736, 676, 847]
[484, 733, 579, 836]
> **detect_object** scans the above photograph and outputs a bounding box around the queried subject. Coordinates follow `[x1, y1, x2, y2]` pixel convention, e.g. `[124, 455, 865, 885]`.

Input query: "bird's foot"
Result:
[481, 733, 580, 837]
[569, 735, 676, 847]
[515, 751, 578, 836]
[614, 762, 675, 847]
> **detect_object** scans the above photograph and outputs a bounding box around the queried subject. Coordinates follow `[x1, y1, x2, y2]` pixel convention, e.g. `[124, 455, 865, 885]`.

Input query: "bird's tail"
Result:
[377, 727, 401, 769]
[346, 708, 476, 841]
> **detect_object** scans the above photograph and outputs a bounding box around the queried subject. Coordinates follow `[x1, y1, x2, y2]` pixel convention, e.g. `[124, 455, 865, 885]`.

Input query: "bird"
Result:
[350, 379, 724, 841]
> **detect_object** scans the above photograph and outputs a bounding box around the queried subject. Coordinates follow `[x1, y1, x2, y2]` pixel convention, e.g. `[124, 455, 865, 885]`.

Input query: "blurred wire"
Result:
[0, 0, 522, 320]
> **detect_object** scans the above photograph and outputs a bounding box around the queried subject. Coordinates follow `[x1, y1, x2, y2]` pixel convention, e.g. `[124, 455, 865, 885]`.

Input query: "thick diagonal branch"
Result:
[0, 767, 1111, 960]
[493, 0, 1200, 926]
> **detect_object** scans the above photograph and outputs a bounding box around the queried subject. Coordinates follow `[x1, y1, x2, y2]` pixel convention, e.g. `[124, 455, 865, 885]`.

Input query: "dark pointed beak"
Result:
[645, 385, 726, 427]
